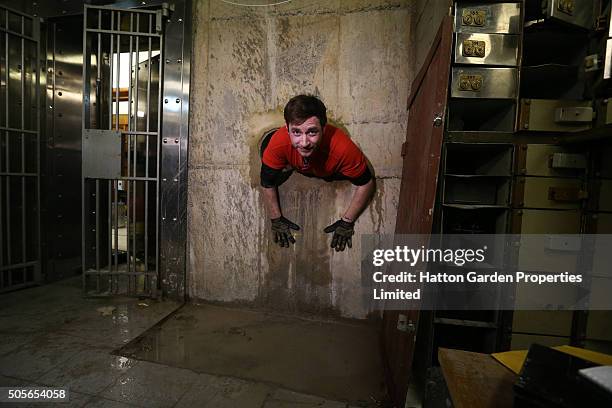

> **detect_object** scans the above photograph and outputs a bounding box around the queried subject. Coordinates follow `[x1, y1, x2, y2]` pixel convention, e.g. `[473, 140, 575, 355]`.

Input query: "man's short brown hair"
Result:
[283, 95, 327, 128]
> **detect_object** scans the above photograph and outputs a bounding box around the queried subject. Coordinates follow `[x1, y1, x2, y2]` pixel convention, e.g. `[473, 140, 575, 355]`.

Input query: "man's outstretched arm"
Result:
[342, 178, 376, 222]
[262, 186, 282, 219]
[324, 170, 376, 252]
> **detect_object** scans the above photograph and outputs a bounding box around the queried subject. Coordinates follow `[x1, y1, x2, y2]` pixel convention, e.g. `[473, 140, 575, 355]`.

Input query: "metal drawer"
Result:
[444, 176, 511, 206]
[519, 99, 593, 132]
[455, 2, 521, 34]
[515, 177, 585, 210]
[454, 33, 519, 66]
[512, 209, 581, 234]
[516, 144, 587, 177]
[516, 235, 580, 274]
[451, 67, 517, 99]
[512, 311, 573, 337]
[542, 0, 594, 30]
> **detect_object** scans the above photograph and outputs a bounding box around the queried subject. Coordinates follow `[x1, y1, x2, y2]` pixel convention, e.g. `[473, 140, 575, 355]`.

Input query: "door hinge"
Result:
[401, 142, 408, 157]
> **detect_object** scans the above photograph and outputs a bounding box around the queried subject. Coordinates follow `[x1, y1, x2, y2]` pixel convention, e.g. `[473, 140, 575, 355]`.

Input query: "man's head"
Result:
[284, 95, 327, 158]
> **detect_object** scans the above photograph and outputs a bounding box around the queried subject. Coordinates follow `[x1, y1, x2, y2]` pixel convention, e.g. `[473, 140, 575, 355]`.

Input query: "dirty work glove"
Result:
[324, 219, 355, 252]
[271, 216, 300, 248]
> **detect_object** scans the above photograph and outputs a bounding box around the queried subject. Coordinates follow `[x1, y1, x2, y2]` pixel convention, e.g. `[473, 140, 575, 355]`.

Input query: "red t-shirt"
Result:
[262, 125, 368, 179]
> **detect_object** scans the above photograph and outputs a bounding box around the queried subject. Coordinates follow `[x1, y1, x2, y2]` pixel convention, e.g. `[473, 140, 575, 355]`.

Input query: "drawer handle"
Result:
[548, 186, 588, 202]
[462, 40, 486, 58]
[459, 74, 483, 91]
[462, 9, 486, 27]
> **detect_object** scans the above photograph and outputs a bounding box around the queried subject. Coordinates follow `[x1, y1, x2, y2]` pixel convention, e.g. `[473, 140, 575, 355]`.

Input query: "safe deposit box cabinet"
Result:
[398, 0, 612, 405]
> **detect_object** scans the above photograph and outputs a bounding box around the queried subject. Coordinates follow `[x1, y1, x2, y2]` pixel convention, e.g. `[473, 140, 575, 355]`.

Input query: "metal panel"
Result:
[513, 311, 573, 337]
[454, 2, 521, 34]
[603, 39, 611, 80]
[159, 0, 191, 301]
[454, 33, 519, 66]
[544, 0, 594, 30]
[384, 16, 454, 408]
[516, 177, 585, 209]
[42, 16, 85, 282]
[450, 67, 517, 99]
[519, 99, 593, 132]
[82, 129, 121, 178]
[0, 4, 40, 292]
[517, 144, 587, 177]
[512, 209, 581, 234]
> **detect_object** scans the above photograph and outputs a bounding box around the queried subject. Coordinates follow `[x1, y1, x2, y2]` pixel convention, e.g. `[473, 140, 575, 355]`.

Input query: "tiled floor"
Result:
[0, 278, 381, 407]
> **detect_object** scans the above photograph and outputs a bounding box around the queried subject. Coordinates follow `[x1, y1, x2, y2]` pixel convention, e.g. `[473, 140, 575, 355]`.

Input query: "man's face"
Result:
[288, 116, 323, 158]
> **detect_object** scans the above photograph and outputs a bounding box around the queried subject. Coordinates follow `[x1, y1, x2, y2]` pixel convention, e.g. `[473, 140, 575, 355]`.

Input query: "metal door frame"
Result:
[80, 0, 191, 300]
[0, 4, 41, 292]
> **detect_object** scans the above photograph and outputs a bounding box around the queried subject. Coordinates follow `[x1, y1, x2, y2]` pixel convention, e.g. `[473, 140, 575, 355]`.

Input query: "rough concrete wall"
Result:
[188, 0, 413, 319]
[413, 0, 451, 75]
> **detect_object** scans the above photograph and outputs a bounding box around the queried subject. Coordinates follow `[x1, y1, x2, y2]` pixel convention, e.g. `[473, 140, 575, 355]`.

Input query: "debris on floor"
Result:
[97, 306, 117, 316]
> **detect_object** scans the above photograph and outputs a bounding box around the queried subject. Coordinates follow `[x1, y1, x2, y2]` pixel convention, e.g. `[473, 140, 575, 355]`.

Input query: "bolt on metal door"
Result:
[81, 4, 163, 297]
[0, 6, 41, 293]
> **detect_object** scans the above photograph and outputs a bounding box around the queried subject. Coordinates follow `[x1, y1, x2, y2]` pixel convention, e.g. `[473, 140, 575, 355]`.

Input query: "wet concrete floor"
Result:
[118, 303, 386, 405]
[0, 277, 386, 407]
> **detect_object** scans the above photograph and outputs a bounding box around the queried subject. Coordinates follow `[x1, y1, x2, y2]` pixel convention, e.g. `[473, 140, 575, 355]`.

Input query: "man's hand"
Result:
[271, 216, 300, 248]
[324, 219, 355, 252]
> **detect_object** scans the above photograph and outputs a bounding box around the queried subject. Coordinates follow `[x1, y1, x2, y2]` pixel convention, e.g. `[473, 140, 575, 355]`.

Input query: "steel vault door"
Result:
[0, 6, 41, 293]
[81, 4, 164, 297]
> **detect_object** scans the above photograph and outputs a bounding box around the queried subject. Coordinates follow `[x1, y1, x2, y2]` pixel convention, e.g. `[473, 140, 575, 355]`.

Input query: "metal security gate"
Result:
[0, 6, 40, 292]
[81, 4, 164, 297]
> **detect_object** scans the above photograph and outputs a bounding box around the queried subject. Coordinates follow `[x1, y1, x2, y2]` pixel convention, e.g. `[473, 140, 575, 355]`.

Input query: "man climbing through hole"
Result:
[260, 95, 376, 252]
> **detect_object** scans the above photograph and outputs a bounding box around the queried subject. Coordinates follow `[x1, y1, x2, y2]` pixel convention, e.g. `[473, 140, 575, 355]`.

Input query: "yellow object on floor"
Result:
[492, 345, 612, 374]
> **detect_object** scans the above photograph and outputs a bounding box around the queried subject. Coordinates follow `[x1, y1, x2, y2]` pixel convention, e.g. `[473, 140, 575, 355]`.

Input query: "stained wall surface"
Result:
[188, 0, 413, 319]
[414, 0, 451, 74]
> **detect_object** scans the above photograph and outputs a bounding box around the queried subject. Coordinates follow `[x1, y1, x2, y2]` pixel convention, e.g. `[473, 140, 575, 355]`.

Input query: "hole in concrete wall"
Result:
[259, 127, 279, 158]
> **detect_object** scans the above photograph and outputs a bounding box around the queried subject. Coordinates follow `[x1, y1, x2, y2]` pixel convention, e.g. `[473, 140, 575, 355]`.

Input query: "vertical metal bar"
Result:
[126, 177, 131, 283]
[155, 33, 163, 283]
[81, 6, 88, 293]
[95, 179, 100, 294]
[108, 11, 113, 130]
[34, 14, 41, 283]
[5, 43, 10, 268]
[107, 179, 111, 274]
[132, 180, 136, 294]
[114, 180, 118, 270]
[144, 15, 152, 281]
[20, 16, 26, 282]
[115, 12, 120, 130]
[134, 20, 141, 293]
[2, 11, 7, 278]
[134, 15, 139, 136]
[128, 14, 135, 293]
[97, 10, 101, 129]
